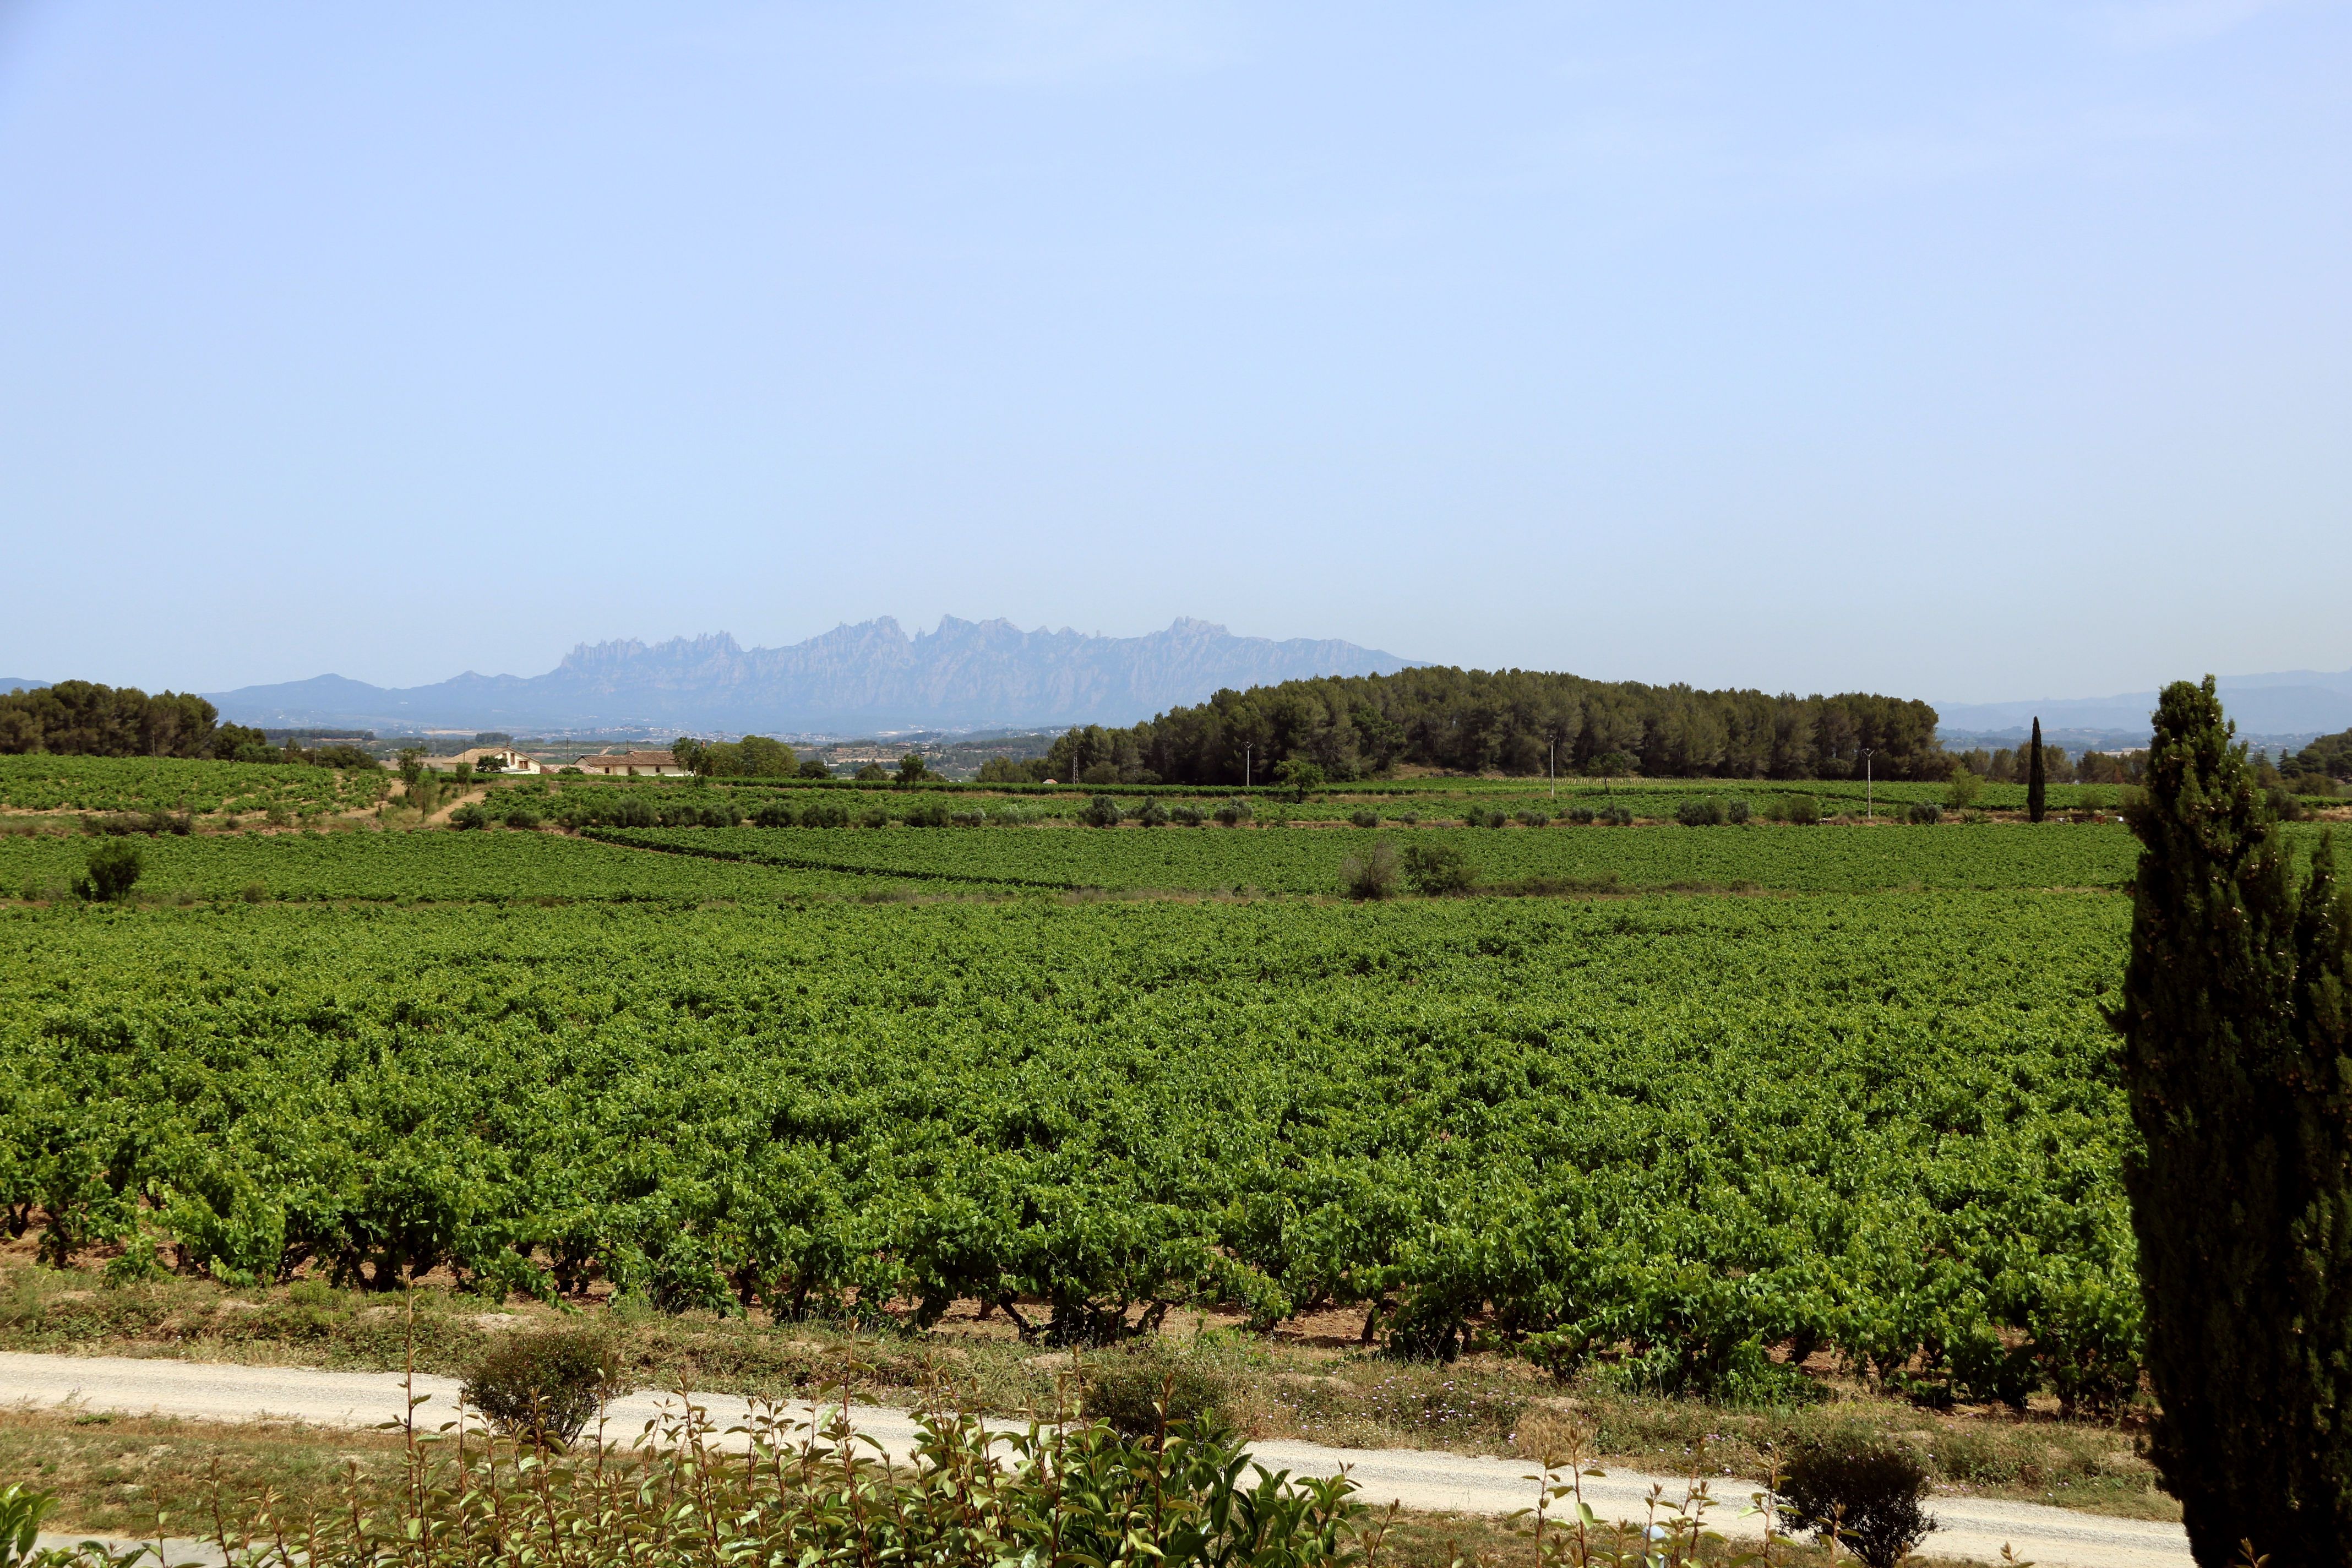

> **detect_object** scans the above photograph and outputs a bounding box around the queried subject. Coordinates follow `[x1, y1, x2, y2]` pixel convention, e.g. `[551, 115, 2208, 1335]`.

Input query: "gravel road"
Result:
[1, 1351, 2188, 1568]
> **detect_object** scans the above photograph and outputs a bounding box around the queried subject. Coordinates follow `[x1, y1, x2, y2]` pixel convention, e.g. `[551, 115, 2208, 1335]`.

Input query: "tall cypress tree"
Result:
[2027, 716, 2046, 823]
[2117, 676, 2352, 1563]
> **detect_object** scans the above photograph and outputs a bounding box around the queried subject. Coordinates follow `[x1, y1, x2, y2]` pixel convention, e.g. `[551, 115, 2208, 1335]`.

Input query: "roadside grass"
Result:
[0, 1259, 2174, 1523]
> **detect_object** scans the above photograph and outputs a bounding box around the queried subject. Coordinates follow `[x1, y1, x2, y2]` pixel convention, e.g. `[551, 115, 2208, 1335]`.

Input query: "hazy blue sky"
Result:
[3, 2, 2346, 703]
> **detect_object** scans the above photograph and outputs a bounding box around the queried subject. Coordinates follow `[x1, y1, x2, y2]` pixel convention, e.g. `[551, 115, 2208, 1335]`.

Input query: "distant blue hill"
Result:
[204, 617, 1419, 735]
[1937, 666, 2352, 745]
[1, 678, 49, 694]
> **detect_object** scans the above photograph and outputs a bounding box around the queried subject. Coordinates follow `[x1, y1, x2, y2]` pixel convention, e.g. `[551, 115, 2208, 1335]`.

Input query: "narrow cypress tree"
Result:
[2117, 676, 2352, 1564]
[2027, 716, 2046, 823]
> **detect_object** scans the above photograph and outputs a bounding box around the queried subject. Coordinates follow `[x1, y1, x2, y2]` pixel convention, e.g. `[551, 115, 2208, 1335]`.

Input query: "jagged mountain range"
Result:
[202, 617, 1418, 734]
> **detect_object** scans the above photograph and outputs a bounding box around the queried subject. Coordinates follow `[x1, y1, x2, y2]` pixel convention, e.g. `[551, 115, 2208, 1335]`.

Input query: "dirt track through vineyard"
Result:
[1, 1351, 2187, 1568]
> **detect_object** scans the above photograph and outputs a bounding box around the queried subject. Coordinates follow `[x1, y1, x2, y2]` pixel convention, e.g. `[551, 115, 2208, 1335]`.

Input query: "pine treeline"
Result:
[2027, 716, 2046, 823]
[0, 679, 228, 758]
[1075, 667, 1947, 786]
[2117, 676, 2352, 1561]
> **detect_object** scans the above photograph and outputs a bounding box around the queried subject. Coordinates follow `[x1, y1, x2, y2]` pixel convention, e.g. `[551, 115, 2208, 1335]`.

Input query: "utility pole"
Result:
[1244, 744, 1251, 790]
[1860, 747, 1874, 822]
[1549, 737, 1556, 801]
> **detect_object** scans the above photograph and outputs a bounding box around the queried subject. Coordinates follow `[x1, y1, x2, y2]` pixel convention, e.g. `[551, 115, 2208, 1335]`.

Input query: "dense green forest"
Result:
[0, 680, 368, 766]
[0, 680, 277, 761]
[1032, 667, 1947, 785]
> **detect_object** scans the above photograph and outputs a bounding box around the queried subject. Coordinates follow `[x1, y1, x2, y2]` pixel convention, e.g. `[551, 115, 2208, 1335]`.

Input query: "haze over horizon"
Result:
[3, 3, 2348, 703]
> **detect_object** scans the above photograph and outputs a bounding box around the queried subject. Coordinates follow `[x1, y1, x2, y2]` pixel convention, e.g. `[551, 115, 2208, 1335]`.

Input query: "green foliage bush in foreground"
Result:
[13, 1401, 1383, 1568]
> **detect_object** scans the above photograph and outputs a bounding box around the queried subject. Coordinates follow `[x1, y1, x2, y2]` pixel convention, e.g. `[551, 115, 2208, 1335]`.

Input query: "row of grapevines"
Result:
[0, 829, 956, 903]
[596, 820, 2148, 894]
[0, 755, 389, 815]
[0, 889, 2139, 1410]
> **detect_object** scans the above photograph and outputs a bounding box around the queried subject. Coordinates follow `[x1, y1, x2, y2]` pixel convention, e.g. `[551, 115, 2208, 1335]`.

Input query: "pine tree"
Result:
[2027, 716, 2046, 823]
[2117, 676, 2352, 1563]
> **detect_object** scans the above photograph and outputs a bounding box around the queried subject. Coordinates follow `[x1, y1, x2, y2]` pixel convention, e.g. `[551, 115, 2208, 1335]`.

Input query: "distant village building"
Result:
[577, 750, 688, 778]
[421, 744, 542, 775]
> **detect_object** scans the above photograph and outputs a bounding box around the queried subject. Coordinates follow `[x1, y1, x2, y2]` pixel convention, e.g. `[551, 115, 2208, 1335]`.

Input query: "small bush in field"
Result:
[462, 1329, 624, 1449]
[1213, 799, 1251, 827]
[1516, 809, 1550, 827]
[1600, 803, 1634, 826]
[1130, 799, 1170, 827]
[1566, 804, 1596, 824]
[1725, 796, 1752, 824]
[1907, 801, 1942, 825]
[1402, 841, 1476, 896]
[1081, 796, 1124, 827]
[1675, 797, 1725, 827]
[1349, 809, 1380, 829]
[1169, 804, 1204, 826]
[76, 839, 143, 902]
[1338, 839, 1400, 900]
[1772, 794, 1822, 826]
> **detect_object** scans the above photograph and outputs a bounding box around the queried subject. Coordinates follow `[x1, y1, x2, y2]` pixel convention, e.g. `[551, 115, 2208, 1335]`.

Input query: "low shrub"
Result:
[448, 803, 490, 831]
[1080, 1342, 1231, 1437]
[857, 807, 892, 829]
[1169, 804, 1205, 827]
[1566, 804, 1596, 824]
[1907, 801, 1941, 825]
[1130, 799, 1170, 828]
[461, 1328, 624, 1449]
[903, 803, 950, 829]
[503, 808, 541, 831]
[1771, 794, 1821, 826]
[803, 801, 850, 829]
[1725, 796, 1752, 824]
[1600, 803, 1634, 826]
[949, 809, 986, 827]
[1080, 796, 1124, 828]
[1349, 809, 1381, 829]
[239, 881, 266, 903]
[1773, 1433, 1935, 1568]
[1394, 810, 1421, 825]
[1337, 839, 1400, 900]
[75, 840, 143, 902]
[753, 800, 800, 827]
[1516, 809, 1550, 827]
[1213, 799, 1252, 827]
[1402, 841, 1476, 896]
[1675, 797, 1725, 827]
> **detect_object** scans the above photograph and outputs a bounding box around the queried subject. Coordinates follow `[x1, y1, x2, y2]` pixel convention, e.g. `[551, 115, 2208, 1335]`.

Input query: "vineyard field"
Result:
[1, 889, 2138, 1408]
[598, 820, 2148, 894]
[0, 755, 388, 816]
[0, 829, 959, 904]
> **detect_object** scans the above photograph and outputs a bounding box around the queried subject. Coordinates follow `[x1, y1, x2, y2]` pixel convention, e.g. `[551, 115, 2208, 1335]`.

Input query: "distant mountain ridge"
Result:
[204, 617, 1418, 734]
[1937, 666, 2352, 743]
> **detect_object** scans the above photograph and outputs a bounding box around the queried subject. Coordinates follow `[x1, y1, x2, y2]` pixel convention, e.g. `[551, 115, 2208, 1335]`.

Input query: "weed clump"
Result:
[1080, 1341, 1231, 1437]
